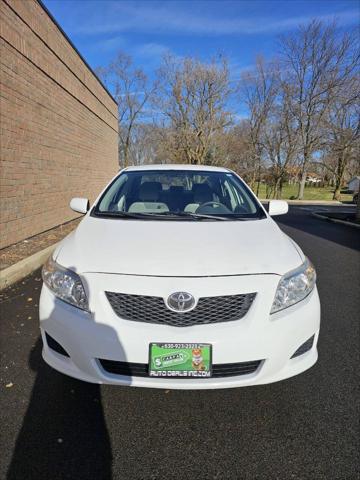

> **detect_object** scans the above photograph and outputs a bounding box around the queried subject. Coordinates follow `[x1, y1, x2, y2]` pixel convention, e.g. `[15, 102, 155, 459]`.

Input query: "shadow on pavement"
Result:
[6, 338, 112, 480]
[276, 207, 360, 252]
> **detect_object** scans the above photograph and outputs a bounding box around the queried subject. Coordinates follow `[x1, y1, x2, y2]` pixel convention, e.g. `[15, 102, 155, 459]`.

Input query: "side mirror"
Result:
[70, 197, 89, 214]
[268, 200, 288, 216]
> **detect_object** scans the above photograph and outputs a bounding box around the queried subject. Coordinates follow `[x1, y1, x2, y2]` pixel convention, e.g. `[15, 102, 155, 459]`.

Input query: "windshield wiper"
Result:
[94, 211, 254, 221]
[161, 211, 230, 221]
[94, 211, 162, 219]
[157, 211, 259, 221]
[95, 210, 229, 220]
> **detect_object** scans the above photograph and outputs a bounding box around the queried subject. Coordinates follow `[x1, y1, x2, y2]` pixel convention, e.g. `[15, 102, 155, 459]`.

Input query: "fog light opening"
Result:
[45, 332, 70, 357]
[291, 335, 315, 359]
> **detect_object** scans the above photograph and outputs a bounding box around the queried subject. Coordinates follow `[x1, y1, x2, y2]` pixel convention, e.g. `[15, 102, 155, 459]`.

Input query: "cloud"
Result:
[75, 3, 359, 37]
[92, 39, 171, 64]
[134, 42, 170, 58]
[91, 35, 126, 52]
[229, 62, 255, 82]
[117, 91, 146, 98]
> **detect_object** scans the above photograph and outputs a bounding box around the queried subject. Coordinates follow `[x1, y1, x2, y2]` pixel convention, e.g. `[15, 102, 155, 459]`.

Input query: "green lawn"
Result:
[255, 184, 353, 202]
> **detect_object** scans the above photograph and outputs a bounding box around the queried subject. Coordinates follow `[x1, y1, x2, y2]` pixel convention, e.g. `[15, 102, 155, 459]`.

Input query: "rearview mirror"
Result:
[70, 197, 89, 214]
[268, 200, 288, 216]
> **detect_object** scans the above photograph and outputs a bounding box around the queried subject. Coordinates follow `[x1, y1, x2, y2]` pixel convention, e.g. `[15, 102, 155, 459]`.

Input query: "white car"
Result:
[40, 165, 320, 389]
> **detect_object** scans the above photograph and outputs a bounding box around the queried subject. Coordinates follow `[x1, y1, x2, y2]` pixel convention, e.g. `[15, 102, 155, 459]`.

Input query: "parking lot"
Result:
[1, 206, 359, 480]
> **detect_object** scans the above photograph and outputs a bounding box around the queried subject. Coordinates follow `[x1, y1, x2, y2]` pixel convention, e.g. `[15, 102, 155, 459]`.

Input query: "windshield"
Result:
[93, 170, 265, 220]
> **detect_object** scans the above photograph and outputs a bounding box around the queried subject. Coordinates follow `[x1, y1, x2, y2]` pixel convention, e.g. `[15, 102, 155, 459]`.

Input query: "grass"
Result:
[255, 184, 353, 202]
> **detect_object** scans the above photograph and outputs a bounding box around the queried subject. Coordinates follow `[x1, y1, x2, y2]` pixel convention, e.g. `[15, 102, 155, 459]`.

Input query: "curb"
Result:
[0, 242, 58, 290]
[259, 199, 344, 205]
[311, 212, 360, 229]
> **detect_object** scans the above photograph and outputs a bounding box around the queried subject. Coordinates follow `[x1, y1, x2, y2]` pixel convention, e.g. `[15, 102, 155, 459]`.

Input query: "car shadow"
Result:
[5, 261, 137, 479]
[275, 206, 360, 252]
[6, 337, 113, 480]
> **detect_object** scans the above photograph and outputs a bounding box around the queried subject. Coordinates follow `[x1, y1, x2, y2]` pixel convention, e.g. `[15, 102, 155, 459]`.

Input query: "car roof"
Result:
[122, 164, 231, 173]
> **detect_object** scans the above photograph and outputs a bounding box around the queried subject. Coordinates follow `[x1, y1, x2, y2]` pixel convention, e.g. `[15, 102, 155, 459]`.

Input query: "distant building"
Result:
[347, 177, 360, 193]
[306, 173, 322, 185]
[285, 166, 301, 184]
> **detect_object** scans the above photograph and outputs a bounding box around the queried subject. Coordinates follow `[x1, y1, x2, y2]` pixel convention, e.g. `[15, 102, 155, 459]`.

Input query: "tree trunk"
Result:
[274, 177, 282, 199]
[279, 177, 284, 198]
[333, 184, 341, 201]
[124, 132, 133, 168]
[123, 150, 128, 168]
[333, 156, 345, 201]
[266, 184, 273, 199]
[249, 167, 257, 191]
[298, 169, 307, 200]
[256, 161, 261, 196]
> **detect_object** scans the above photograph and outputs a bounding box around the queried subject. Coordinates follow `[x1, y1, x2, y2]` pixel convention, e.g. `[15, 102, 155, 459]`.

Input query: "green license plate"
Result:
[149, 343, 212, 378]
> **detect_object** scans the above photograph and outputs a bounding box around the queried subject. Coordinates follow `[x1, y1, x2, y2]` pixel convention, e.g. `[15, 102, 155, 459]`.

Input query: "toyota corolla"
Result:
[40, 165, 320, 389]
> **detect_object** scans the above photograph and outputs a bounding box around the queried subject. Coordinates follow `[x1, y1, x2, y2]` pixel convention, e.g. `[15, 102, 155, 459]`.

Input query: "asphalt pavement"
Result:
[1, 206, 359, 480]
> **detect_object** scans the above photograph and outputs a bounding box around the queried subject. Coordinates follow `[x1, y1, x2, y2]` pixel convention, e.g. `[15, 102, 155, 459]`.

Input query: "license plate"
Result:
[149, 343, 212, 378]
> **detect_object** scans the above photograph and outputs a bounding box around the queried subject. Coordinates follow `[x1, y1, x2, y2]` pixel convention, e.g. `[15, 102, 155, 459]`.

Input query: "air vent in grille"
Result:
[98, 359, 262, 378]
[105, 292, 256, 327]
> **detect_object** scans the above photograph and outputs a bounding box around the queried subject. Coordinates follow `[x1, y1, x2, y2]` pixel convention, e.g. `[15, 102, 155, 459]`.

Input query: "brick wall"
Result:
[0, 0, 118, 249]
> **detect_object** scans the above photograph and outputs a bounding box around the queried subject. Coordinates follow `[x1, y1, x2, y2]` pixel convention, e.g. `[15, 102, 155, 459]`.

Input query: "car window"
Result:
[94, 170, 264, 220]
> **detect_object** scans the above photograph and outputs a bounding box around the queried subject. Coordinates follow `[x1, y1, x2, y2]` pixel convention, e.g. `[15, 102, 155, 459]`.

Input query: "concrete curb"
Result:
[259, 199, 344, 205]
[0, 242, 58, 290]
[311, 212, 360, 229]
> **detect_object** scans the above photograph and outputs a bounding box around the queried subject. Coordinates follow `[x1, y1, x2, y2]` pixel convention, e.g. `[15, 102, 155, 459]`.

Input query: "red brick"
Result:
[0, 0, 118, 248]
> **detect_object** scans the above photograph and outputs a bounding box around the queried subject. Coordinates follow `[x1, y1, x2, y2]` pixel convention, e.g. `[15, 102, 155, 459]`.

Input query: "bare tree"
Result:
[95, 20, 359, 190]
[97, 52, 154, 167]
[280, 20, 358, 199]
[241, 57, 277, 193]
[320, 77, 360, 200]
[213, 121, 253, 175]
[128, 123, 158, 165]
[155, 54, 233, 165]
[262, 80, 299, 198]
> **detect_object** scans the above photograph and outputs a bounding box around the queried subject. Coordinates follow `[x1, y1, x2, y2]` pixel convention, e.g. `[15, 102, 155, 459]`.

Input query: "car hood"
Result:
[55, 215, 304, 277]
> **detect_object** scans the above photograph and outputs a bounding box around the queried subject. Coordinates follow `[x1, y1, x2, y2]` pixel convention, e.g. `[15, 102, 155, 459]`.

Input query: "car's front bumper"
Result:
[39, 272, 320, 389]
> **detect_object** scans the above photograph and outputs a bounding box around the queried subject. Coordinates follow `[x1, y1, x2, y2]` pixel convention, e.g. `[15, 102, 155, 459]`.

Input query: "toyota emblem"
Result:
[167, 292, 195, 312]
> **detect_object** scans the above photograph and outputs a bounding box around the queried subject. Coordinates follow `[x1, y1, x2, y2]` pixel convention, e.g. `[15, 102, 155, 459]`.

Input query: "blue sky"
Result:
[43, 0, 359, 85]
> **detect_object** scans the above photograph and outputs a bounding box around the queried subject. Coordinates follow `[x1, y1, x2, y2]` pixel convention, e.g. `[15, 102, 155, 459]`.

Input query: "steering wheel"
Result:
[196, 201, 232, 214]
[197, 201, 224, 210]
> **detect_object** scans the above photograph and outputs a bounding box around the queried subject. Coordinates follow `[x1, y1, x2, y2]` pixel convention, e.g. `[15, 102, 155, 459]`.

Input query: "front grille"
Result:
[105, 292, 256, 327]
[291, 335, 314, 358]
[98, 359, 262, 378]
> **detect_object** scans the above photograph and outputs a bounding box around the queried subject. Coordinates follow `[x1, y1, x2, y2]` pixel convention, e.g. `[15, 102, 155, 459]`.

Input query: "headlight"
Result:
[42, 256, 89, 311]
[271, 258, 316, 314]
